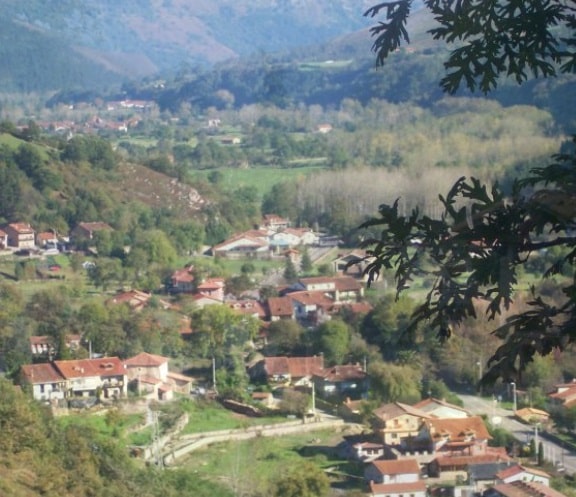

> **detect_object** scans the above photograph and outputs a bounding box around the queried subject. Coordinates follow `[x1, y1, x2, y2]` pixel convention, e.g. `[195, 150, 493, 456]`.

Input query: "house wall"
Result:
[372, 488, 426, 497]
[503, 473, 549, 486]
[32, 383, 66, 401]
[382, 414, 422, 445]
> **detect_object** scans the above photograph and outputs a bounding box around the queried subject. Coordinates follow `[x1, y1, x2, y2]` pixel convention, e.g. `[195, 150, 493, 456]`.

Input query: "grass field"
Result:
[178, 428, 361, 495]
[190, 165, 324, 196]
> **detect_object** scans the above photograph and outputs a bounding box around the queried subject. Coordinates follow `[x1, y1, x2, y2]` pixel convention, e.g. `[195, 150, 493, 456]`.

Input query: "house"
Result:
[364, 458, 421, 484]
[496, 464, 550, 487]
[369, 480, 427, 497]
[548, 379, 576, 408]
[293, 276, 365, 302]
[429, 450, 510, 479]
[124, 352, 169, 382]
[315, 123, 333, 134]
[124, 352, 172, 400]
[260, 214, 290, 232]
[30, 334, 82, 360]
[313, 363, 368, 400]
[423, 416, 492, 456]
[190, 293, 224, 309]
[20, 357, 127, 401]
[487, 481, 568, 497]
[468, 462, 513, 493]
[4, 222, 35, 249]
[55, 357, 127, 399]
[372, 402, 431, 447]
[20, 363, 67, 402]
[269, 228, 318, 249]
[331, 249, 371, 277]
[106, 289, 172, 312]
[288, 291, 334, 324]
[412, 398, 472, 419]
[71, 221, 113, 241]
[212, 232, 270, 258]
[0, 229, 7, 249]
[266, 296, 295, 321]
[170, 266, 195, 293]
[197, 278, 225, 302]
[36, 230, 59, 249]
[227, 300, 267, 320]
[249, 355, 324, 386]
[514, 407, 550, 426]
[220, 136, 241, 145]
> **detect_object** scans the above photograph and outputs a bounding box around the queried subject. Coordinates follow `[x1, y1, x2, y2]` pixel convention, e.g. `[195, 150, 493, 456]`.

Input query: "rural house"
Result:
[4, 222, 35, 249]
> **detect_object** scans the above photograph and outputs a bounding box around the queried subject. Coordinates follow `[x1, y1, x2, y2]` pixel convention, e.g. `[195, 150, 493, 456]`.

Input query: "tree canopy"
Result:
[365, 0, 576, 94]
[362, 0, 576, 384]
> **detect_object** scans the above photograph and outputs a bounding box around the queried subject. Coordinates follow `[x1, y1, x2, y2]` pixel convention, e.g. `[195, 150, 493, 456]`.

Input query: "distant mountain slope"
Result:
[0, 0, 383, 91]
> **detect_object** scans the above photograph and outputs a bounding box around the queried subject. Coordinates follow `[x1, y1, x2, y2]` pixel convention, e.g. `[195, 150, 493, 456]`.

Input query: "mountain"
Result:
[0, 0, 384, 91]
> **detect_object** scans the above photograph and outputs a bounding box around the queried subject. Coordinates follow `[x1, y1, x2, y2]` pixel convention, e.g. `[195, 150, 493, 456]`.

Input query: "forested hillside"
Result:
[0, 0, 379, 91]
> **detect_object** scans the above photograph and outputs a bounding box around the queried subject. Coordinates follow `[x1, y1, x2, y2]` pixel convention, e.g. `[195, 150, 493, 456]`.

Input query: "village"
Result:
[2, 215, 576, 497]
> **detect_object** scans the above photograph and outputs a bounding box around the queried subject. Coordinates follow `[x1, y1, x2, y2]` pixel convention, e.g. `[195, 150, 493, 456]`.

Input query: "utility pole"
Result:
[510, 382, 517, 413]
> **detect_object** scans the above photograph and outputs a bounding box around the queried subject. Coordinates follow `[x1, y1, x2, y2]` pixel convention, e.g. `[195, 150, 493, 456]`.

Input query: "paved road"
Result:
[459, 394, 576, 475]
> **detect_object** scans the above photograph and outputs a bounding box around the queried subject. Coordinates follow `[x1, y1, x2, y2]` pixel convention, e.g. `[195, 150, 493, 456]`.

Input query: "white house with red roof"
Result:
[21, 363, 67, 402]
[269, 227, 318, 248]
[266, 296, 295, 321]
[228, 299, 267, 319]
[250, 355, 324, 386]
[260, 214, 290, 232]
[495, 464, 550, 486]
[55, 357, 127, 399]
[365, 458, 422, 485]
[196, 277, 225, 302]
[212, 231, 269, 258]
[21, 357, 127, 401]
[548, 379, 576, 408]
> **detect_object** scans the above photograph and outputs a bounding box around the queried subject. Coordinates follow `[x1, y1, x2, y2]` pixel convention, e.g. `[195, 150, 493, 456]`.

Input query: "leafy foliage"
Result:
[361, 0, 576, 383]
[366, 0, 576, 94]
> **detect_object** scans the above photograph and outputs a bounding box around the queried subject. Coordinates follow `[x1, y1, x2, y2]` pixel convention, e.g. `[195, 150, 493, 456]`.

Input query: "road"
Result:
[459, 394, 576, 475]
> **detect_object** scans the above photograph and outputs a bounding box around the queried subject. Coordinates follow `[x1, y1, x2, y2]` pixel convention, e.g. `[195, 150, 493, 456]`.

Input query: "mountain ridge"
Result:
[0, 0, 383, 91]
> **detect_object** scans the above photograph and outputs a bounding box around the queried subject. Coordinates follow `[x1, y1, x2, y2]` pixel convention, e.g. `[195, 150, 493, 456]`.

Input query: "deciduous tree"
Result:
[361, 0, 576, 383]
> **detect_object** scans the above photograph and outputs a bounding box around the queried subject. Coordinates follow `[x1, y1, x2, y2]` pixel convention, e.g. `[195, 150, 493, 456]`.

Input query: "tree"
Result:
[361, 0, 576, 383]
[271, 462, 329, 497]
[314, 319, 351, 366]
[283, 257, 298, 283]
[366, 1, 576, 94]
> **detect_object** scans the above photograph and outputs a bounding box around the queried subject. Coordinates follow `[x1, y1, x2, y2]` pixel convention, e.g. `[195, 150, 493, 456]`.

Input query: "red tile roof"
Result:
[491, 481, 566, 497]
[370, 458, 421, 476]
[124, 352, 168, 368]
[427, 415, 491, 441]
[288, 291, 334, 308]
[267, 296, 294, 317]
[315, 364, 367, 382]
[7, 222, 34, 234]
[264, 355, 324, 378]
[435, 453, 509, 468]
[496, 464, 550, 481]
[21, 363, 64, 384]
[54, 357, 125, 378]
[172, 267, 194, 283]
